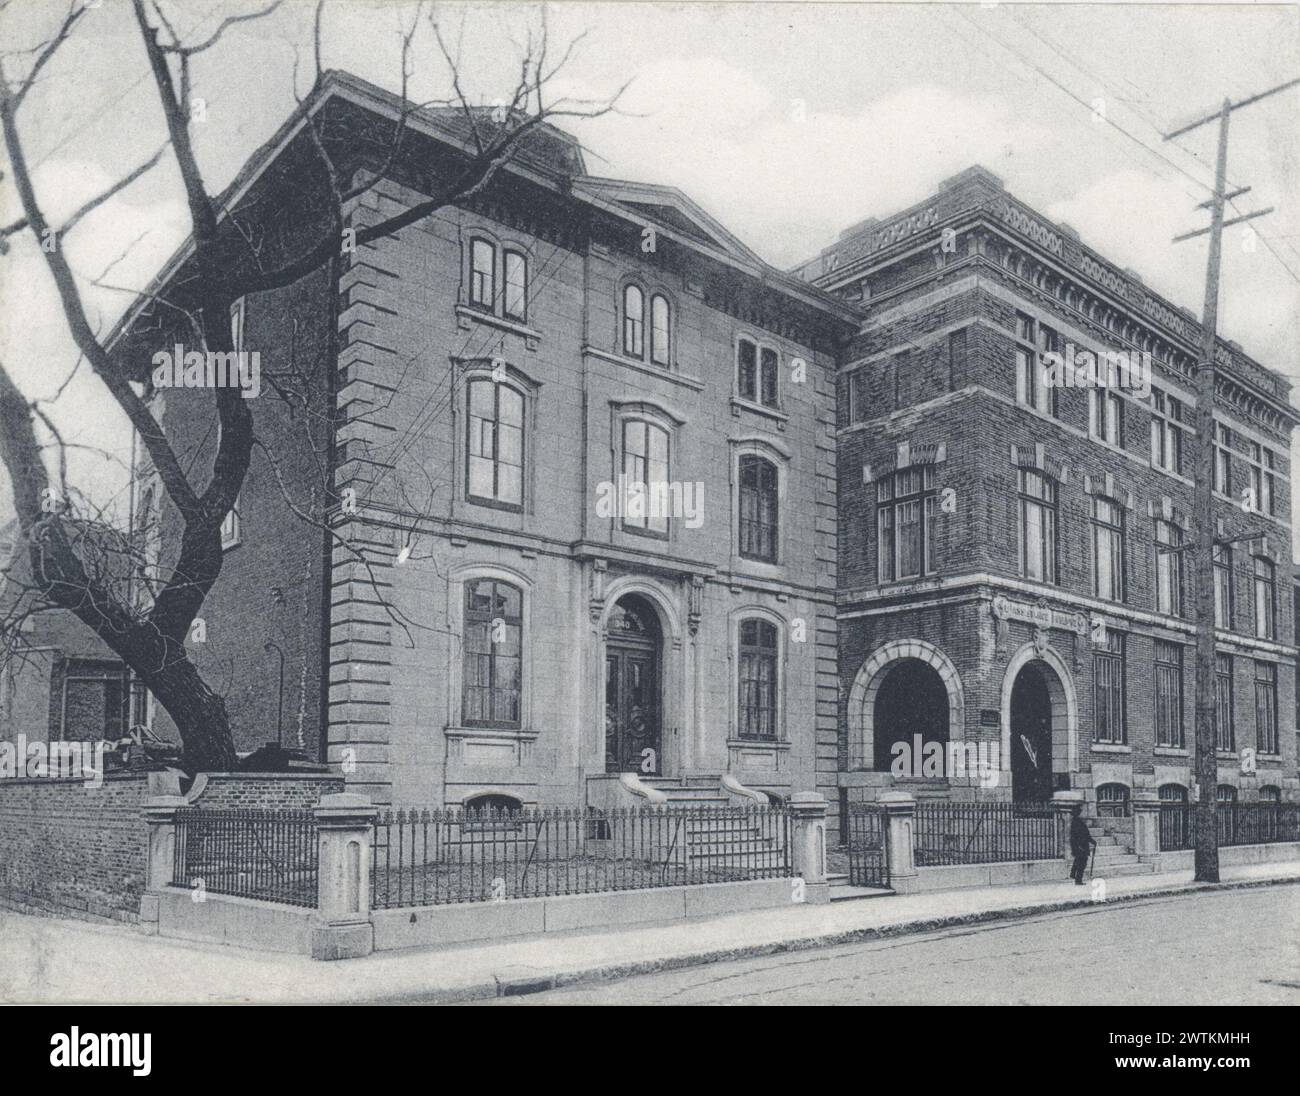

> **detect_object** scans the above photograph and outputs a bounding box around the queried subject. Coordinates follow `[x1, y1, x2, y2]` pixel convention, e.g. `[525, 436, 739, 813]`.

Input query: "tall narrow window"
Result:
[1254, 660, 1278, 754]
[1245, 442, 1277, 516]
[1150, 390, 1186, 474]
[759, 347, 779, 408]
[738, 456, 779, 562]
[1253, 556, 1275, 640]
[1093, 630, 1126, 745]
[848, 369, 867, 424]
[1090, 387, 1123, 446]
[1013, 312, 1055, 416]
[466, 379, 525, 508]
[1154, 640, 1184, 748]
[623, 284, 644, 358]
[1092, 496, 1125, 602]
[470, 239, 495, 309]
[621, 419, 670, 536]
[1213, 544, 1233, 629]
[503, 249, 527, 322]
[1019, 469, 1057, 584]
[947, 328, 967, 390]
[1214, 423, 1232, 494]
[462, 579, 522, 727]
[1154, 519, 1182, 616]
[738, 619, 778, 740]
[1214, 652, 1233, 751]
[877, 465, 936, 583]
[737, 338, 757, 402]
[650, 294, 670, 366]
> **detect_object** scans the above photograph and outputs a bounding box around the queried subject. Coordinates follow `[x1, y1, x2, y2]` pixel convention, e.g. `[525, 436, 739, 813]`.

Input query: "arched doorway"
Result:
[872, 658, 950, 774]
[1010, 662, 1054, 802]
[604, 594, 662, 773]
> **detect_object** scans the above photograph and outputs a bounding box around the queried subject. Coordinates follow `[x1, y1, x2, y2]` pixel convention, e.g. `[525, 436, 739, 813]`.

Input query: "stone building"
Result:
[116, 71, 856, 812]
[794, 165, 1300, 818]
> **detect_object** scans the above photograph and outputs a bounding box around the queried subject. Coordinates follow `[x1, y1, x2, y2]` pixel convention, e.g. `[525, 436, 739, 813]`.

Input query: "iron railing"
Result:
[1159, 802, 1300, 851]
[171, 807, 318, 907]
[914, 801, 1058, 865]
[845, 802, 889, 887]
[370, 804, 791, 909]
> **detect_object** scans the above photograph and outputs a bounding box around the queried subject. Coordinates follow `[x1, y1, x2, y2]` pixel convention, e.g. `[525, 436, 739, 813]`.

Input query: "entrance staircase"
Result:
[639, 775, 787, 874]
[1083, 816, 1155, 877]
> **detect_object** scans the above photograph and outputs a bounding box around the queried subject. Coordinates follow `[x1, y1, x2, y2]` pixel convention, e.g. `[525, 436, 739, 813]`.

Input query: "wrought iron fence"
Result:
[914, 801, 1058, 866]
[1160, 802, 1300, 851]
[171, 808, 319, 907]
[370, 804, 791, 909]
[845, 803, 889, 887]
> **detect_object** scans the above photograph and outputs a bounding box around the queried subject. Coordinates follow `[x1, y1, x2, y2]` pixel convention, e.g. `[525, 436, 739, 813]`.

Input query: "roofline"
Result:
[108, 70, 860, 350]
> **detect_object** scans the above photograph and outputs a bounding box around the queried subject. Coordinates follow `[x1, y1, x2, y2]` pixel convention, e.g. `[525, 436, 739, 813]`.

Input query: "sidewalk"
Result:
[3, 861, 1297, 1004]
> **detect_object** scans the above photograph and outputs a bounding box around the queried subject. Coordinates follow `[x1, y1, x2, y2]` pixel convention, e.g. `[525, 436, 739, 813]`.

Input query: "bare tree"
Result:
[0, 0, 625, 771]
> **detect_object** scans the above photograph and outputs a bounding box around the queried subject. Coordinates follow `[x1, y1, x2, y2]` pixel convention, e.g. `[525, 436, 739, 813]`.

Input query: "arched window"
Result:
[503, 249, 528, 322]
[1158, 783, 1187, 802]
[1215, 784, 1237, 804]
[738, 618, 779, 740]
[623, 284, 644, 358]
[620, 418, 670, 536]
[466, 378, 525, 508]
[462, 579, 522, 727]
[738, 455, 779, 562]
[1096, 783, 1130, 817]
[1018, 469, 1057, 583]
[470, 238, 495, 309]
[1259, 786, 1281, 803]
[650, 294, 670, 366]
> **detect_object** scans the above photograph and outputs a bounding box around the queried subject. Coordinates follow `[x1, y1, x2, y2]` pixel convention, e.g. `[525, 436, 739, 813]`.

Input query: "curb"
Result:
[373, 873, 1300, 1004]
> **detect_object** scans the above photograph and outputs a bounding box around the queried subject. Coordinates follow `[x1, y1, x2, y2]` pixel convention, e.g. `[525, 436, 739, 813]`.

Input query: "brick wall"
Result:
[0, 771, 345, 922]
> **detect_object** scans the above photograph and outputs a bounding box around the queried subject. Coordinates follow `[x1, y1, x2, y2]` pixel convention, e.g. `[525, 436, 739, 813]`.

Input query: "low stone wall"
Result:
[0, 769, 343, 923]
[1142, 840, 1300, 874]
[912, 858, 1066, 893]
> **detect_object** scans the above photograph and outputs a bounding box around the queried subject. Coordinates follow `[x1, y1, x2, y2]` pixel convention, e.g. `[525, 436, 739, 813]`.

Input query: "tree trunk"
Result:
[142, 653, 239, 773]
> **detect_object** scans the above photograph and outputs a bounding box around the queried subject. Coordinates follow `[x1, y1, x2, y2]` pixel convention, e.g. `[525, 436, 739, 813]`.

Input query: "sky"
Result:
[1, 0, 1298, 544]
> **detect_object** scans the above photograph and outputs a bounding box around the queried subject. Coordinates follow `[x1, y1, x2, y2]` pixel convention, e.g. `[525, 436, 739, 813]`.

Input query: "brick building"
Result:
[793, 165, 1300, 815]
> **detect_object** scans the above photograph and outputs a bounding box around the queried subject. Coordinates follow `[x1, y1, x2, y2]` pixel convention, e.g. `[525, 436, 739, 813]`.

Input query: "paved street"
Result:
[488, 887, 1300, 1005]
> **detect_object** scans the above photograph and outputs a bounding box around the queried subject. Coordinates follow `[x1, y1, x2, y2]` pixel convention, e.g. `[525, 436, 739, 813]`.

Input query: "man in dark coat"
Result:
[1069, 805, 1096, 884]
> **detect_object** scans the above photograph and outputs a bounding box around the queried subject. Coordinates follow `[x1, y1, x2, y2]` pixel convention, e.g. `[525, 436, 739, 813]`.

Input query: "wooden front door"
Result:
[604, 596, 662, 774]
[1010, 663, 1053, 803]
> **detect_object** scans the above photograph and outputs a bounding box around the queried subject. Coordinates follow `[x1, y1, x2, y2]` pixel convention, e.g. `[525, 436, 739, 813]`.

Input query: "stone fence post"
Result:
[312, 792, 377, 960]
[879, 791, 918, 893]
[1051, 789, 1087, 862]
[1132, 794, 1161, 858]
[138, 795, 188, 935]
[789, 792, 829, 905]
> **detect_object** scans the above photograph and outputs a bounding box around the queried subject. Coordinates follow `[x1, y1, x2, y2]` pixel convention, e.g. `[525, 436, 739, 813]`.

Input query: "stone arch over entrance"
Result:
[595, 577, 683, 775]
[847, 640, 964, 771]
[1000, 641, 1078, 799]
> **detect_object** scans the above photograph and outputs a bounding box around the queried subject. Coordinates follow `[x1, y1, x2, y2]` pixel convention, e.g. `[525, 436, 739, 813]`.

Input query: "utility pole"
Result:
[1167, 78, 1297, 883]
